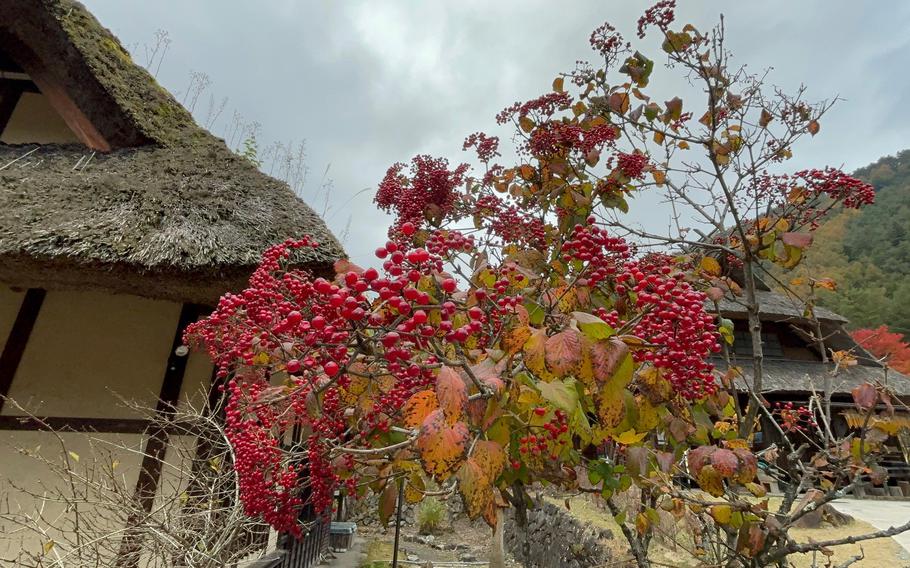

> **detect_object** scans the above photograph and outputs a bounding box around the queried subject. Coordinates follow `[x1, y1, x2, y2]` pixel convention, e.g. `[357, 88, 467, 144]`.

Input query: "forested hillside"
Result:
[788, 150, 910, 333]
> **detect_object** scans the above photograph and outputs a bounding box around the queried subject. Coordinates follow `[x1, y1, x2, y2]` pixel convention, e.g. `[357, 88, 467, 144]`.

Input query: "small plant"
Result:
[416, 498, 446, 535]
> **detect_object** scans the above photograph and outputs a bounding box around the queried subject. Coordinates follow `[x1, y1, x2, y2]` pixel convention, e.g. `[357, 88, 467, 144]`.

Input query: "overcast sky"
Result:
[82, 1, 910, 266]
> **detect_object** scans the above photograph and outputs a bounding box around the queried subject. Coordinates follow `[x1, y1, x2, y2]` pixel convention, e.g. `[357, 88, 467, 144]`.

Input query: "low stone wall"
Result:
[504, 500, 615, 568]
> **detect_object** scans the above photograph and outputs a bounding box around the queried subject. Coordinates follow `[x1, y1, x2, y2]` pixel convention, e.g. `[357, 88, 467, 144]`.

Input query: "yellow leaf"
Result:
[457, 459, 493, 518]
[710, 504, 733, 525]
[653, 131, 665, 145]
[68, 451, 80, 463]
[112, 460, 120, 470]
[502, 325, 532, 356]
[43, 540, 55, 554]
[254, 352, 270, 365]
[404, 473, 426, 504]
[677, 140, 690, 149]
[613, 429, 647, 445]
[700, 256, 722, 276]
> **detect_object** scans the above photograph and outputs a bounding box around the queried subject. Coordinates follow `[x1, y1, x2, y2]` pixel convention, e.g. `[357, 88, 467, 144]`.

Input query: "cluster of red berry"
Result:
[773, 401, 818, 433]
[589, 21, 627, 60]
[636, 0, 676, 38]
[616, 151, 650, 180]
[518, 408, 570, 461]
[375, 155, 470, 234]
[601, 261, 720, 399]
[495, 92, 573, 125]
[463, 131, 500, 163]
[473, 195, 548, 249]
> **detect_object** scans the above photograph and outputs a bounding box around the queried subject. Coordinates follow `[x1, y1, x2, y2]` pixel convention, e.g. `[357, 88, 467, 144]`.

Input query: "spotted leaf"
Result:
[417, 410, 469, 481]
[436, 366, 467, 424]
[402, 390, 439, 429]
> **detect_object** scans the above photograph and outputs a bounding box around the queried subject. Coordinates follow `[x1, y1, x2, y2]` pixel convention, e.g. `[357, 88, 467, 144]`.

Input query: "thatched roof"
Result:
[0, 1, 346, 303]
[719, 359, 910, 396]
[0, 0, 204, 148]
[716, 289, 847, 324]
[0, 144, 342, 304]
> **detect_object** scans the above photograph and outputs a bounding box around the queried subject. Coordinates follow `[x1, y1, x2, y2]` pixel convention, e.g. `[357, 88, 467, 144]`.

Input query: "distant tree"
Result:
[851, 325, 910, 373]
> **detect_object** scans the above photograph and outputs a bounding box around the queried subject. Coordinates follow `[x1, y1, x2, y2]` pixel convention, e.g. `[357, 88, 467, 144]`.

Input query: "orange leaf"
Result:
[436, 366, 467, 423]
[402, 390, 439, 429]
[807, 120, 820, 136]
[417, 410, 469, 481]
[473, 440, 507, 482]
[502, 325, 532, 356]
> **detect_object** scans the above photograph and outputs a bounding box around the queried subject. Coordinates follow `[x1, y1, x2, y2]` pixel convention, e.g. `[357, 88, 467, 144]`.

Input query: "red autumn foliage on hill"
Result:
[851, 325, 910, 373]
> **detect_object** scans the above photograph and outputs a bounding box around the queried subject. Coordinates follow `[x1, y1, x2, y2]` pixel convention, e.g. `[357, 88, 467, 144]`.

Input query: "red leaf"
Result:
[687, 446, 715, 477]
[711, 448, 739, 478]
[851, 383, 877, 411]
[780, 232, 813, 250]
[546, 329, 582, 376]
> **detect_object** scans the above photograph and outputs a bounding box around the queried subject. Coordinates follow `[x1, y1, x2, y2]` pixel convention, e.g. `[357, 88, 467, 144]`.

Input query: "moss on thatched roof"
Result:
[0, 143, 343, 303]
[1, 0, 206, 148]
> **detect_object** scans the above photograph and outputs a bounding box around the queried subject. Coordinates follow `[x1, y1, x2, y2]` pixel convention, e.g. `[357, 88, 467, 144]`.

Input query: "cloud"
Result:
[82, 0, 910, 266]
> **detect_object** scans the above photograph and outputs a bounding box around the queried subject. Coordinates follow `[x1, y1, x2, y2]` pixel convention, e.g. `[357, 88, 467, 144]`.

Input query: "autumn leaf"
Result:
[759, 109, 773, 128]
[417, 410, 469, 480]
[780, 232, 812, 250]
[710, 504, 732, 525]
[589, 339, 631, 384]
[545, 329, 582, 376]
[503, 325, 532, 356]
[379, 481, 399, 527]
[652, 169, 666, 186]
[711, 448, 739, 477]
[402, 390, 439, 429]
[457, 459, 493, 518]
[552, 76, 565, 93]
[697, 464, 726, 497]
[404, 473, 426, 504]
[436, 366, 468, 424]
[519, 116, 535, 134]
[807, 119, 820, 136]
[473, 440, 507, 482]
[700, 256, 722, 276]
[614, 429, 648, 445]
[851, 383, 877, 411]
[687, 445, 715, 477]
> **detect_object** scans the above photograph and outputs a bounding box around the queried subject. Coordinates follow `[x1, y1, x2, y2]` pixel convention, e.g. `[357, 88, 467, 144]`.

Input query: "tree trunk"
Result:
[489, 508, 506, 568]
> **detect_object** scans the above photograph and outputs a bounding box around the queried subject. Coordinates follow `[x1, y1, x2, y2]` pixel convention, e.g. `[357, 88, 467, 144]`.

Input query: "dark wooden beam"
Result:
[0, 288, 45, 414]
[0, 415, 150, 433]
[116, 303, 204, 567]
[0, 82, 23, 135]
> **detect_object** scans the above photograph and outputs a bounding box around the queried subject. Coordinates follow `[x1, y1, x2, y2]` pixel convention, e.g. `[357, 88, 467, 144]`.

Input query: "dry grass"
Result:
[548, 495, 908, 567]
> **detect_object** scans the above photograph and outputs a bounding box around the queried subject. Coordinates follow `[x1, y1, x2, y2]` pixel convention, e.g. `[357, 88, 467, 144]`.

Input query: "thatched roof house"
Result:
[0, 0, 343, 304]
[712, 272, 910, 398]
[0, 1, 343, 564]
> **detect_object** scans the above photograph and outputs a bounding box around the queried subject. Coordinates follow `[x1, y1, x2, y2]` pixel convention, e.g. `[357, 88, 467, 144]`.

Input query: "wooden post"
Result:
[0, 288, 45, 413]
[392, 477, 405, 568]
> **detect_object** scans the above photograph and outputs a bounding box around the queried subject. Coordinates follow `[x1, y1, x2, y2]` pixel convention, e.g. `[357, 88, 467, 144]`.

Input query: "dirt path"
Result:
[831, 499, 910, 554]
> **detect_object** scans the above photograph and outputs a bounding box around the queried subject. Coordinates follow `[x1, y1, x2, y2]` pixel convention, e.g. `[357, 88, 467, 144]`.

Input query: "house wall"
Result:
[0, 91, 81, 144]
[0, 288, 214, 565]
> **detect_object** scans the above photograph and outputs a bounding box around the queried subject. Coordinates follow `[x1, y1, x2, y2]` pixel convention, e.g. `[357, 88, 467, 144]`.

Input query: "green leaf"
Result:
[572, 312, 616, 340]
[614, 511, 627, 526]
[538, 378, 580, 412]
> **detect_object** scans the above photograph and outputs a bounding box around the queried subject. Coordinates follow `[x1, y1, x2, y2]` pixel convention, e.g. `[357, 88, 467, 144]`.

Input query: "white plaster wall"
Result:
[0, 91, 81, 144]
